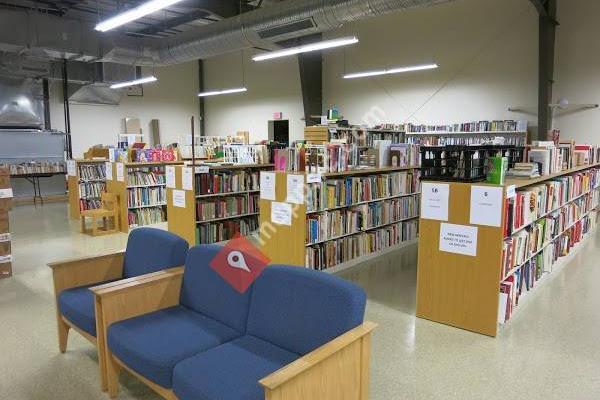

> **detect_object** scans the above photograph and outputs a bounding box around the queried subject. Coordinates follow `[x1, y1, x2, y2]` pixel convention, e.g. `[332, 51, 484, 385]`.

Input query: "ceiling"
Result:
[0, 0, 280, 38]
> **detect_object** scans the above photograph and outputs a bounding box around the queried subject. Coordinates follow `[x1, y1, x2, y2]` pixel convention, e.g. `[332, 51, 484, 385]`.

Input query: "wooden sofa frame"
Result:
[92, 269, 377, 400]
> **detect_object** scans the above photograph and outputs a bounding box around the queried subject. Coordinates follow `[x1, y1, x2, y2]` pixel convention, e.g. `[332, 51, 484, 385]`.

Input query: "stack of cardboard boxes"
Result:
[0, 166, 12, 279]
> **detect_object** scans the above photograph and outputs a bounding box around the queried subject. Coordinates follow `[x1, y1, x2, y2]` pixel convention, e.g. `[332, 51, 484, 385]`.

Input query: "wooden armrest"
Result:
[48, 251, 125, 297]
[260, 321, 377, 400]
[92, 267, 184, 330]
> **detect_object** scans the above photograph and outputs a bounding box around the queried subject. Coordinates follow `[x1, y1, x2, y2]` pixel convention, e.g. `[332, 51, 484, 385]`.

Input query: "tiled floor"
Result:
[2, 202, 600, 399]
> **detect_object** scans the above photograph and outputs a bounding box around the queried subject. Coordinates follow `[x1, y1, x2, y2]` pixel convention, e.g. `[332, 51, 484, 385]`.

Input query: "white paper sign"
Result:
[195, 166, 210, 174]
[105, 162, 113, 181]
[0, 255, 12, 264]
[506, 185, 516, 199]
[286, 174, 304, 204]
[439, 223, 478, 257]
[172, 189, 186, 208]
[306, 173, 322, 184]
[470, 186, 504, 227]
[109, 151, 115, 162]
[0, 188, 13, 199]
[271, 201, 292, 226]
[260, 172, 276, 201]
[116, 163, 125, 182]
[166, 166, 176, 189]
[421, 182, 449, 221]
[66, 160, 76, 177]
[182, 167, 194, 191]
[0, 233, 10, 242]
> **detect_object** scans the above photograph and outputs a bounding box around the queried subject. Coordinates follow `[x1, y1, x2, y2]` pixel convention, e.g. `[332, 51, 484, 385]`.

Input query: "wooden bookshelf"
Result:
[416, 164, 600, 337]
[106, 161, 182, 233]
[67, 159, 108, 219]
[259, 166, 421, 272]
[167, 163, 274, 245]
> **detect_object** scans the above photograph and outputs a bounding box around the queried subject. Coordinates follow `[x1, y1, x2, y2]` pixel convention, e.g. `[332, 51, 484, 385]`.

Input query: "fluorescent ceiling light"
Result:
[95, 0, 186, 32]
[110, 76, 157, 89]
[343, 63, 438, 79]
[198, 87, 248, 97]
[253, 36, 359, 61]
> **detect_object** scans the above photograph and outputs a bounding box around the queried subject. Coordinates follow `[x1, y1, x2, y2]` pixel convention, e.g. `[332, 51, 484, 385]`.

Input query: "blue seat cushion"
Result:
[123, 228, 188, 278]
[173, 335, 299, 400]
[247, 265, 366, 355]
[58, 281, 114, 337]
[107, 305, 240, 389]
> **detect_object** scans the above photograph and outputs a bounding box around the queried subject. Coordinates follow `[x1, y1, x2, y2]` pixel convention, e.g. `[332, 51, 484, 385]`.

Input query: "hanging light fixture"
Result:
[343, 63, 438, 79]
[110, 76, 158, 89]
[253, 36, 359, 61]
[95, 0, 186, 32]
[197, 87, 248, 97]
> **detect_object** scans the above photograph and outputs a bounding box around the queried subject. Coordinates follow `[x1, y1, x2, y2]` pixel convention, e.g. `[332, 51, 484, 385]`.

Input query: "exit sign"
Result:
[273, 112, 282, 120]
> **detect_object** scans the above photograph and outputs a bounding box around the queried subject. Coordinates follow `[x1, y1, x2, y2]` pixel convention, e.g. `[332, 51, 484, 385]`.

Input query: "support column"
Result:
[42, 78, 51, 130]
[62, 59, 72, 159]
[198, 59, 205, 136]
[535, 0, 558, 141]
[297, 34, 323, 127]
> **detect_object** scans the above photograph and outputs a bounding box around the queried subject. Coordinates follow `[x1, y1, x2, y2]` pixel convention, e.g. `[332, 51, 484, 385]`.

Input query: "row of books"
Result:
[79, 198, 102, 212]
[499, 210, 597, 323]
[505, 168, 599, 236]
[406, 120, 527, 133]
[406, 135, 526, 147]
[133, 148, 178, 162]
[196, 194, 260, 221]
[305, 144, 359, 174]
[7, 161, 65, 175]
[306, 196, 419, 244]
[128, 170, 165, 186]
[527, 141, 562, 176]
[127, 187, 166, 208]
[501, 190, 598, 278]
[274, 147, 306, 172]
[388, 143, 420, 168]
[222, 145, 271, 165]
[306, 171, 420, 213]
[79, 164, 106, 181]
[128, 208, 165, 227]
[196, 171, 260, 196]
[78, 182, 105, 199]
[366, 131, 403, 147]
[196, 217, 259, 244]
[305, 219, 418, 270]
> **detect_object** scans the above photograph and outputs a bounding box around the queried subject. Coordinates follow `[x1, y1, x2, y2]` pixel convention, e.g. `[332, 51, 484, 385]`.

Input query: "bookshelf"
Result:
[67, 159, 108, 219]
[259, 166, 421, 272]
[406, 130, 528, 146]
[106, 161, 183, 232]
[167, 163, 274, 245]
[303, 126, 405, 147]
[416, 163, 600, 337]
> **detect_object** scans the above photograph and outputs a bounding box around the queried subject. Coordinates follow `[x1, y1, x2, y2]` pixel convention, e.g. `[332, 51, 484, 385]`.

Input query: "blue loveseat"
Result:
[93, 245, 376, 400]
[48, 227, 189, 391]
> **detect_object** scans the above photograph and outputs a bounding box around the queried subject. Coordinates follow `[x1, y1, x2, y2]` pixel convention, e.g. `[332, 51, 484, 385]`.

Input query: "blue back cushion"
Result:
[123, 228, 189, 278]
[247, 265, 366, 355]
[180, 245, 253, 333]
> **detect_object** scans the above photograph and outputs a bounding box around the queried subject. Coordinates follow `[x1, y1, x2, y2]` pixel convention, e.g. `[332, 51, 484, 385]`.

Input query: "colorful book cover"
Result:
[486, 156, 507, 184]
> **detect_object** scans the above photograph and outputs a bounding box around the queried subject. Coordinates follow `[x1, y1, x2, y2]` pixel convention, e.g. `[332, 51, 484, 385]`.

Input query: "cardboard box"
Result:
[0, 262, 12, 279]
[0, 241, 10, 256]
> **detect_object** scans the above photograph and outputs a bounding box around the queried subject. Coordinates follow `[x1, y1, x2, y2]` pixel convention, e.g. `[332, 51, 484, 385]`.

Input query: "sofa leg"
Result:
[57, 316, 70, 353]
[106, 352, 121, 398]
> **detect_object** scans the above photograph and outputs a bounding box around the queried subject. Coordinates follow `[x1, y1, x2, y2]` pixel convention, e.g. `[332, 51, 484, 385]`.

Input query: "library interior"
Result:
[2, 0, 600, 399]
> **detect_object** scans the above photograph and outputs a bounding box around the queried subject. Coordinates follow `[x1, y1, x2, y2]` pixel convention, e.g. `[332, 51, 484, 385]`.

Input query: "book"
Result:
[486, 156, 507, 184]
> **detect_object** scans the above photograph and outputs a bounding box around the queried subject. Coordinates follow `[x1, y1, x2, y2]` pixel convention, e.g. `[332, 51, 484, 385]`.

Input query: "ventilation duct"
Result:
[106, 0, 455, 65]
[0, 76, 44, 129]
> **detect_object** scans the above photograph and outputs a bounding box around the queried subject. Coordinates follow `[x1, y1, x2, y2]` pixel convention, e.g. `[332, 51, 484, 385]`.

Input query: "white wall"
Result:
[323, 0, 538, 128]
[203, 51, 305, 142]
[50, 61, 199, 158]
[553, 0, 600, 144]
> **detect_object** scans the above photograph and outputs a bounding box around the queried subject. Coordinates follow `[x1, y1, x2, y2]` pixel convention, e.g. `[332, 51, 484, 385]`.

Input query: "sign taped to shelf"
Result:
[271, 201, 292, 226]
[306, 173, 322, 184]
[166, 166, 176, 188]
[506, 185, 516, 199]
[0, 188, 13, 199]
[66, 160, 76, 177]
[105, 162, 113, 181]
[172, 189, 186, 208]
[469, 186, 503, 227]
[421, 182, 449, 221]
[182, 167, 194, 191]
[260, 172, 276, 201]
[195, 166, 210, 174]
[286, 174, 304, 204]
[439, 223, 478, 257]
[116, 163, 125, 182]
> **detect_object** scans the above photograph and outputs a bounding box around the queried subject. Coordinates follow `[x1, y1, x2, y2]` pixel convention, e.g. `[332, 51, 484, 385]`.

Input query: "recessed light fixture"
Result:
[253, 36, 359, 61]
[198, 87, 248, 97]
[110, 76, 158, 89]
[95, 0, 186, 32]
[343, 63, 439, 79]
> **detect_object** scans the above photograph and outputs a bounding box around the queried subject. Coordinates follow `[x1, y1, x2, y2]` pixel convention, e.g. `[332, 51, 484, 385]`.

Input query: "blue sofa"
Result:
[48, 227, 189, 391]
[94, 245, 376, 400]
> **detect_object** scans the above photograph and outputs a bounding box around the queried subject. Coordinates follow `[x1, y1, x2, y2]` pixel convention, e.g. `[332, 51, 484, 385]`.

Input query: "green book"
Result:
[486, 156, 508, 184]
